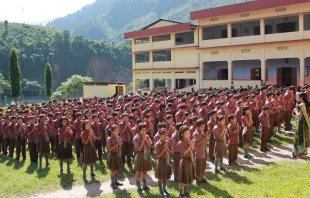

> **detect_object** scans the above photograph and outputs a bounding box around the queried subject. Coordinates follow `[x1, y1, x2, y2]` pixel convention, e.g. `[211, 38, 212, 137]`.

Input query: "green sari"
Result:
[292, 103, 310, 157]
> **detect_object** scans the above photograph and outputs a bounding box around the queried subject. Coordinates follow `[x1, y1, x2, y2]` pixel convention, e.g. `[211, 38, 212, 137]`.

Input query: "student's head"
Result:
[228, 114, 237, 125]
[166, 115, 173, 124]
[242, 106, 250, 116]
[159, 128, 168, 141]
[184, 112, 191, 119]
[59, 116, 68, 128]
[82, 120, 91, 130]
[107, 116, 114, 125]
[175, 122, 183, 132]
[122, 113, 129, 122]
[179, 126, 190, 140]
[17, 116, 23, 123]
[29, 116, 35, 124]
[138, 122, 147, 135]
[217, 116, 225, 126]
[237, 100, 244, 108]
[262, 106, 269, 113]
[209, 110, 217, 120]
[157, 122, 166, 130]
[92, 114, 99, 122]
[111, 124, 119, 136]
[267, 92, 273, 100]
[195, 119, 205, 132]
[39, 114, 46, 123]
[10, 116, 17, 123]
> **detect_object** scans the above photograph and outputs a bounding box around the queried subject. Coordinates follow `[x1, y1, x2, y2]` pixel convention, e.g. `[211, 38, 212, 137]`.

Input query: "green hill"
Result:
[46, 0, 250, 42]
[0, 22, 132, 86]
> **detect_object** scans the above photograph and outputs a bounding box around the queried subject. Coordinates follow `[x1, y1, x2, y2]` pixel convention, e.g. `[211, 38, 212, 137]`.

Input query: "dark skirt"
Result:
[195, 158, 206, 180]
[173, 152, 181, 179]
[108, 152, 122, 171]
[38, 136, 50, 154]
[57, 141, 73, 160]
[155, 158, 171, 180]
[243, 129, 253, 146]
[178, 158, 195, 184]
[252, 112, 258, 127]
[134, 152, 152, 172]
[214, 141, 227, 159]
[83, 143, 98, 164]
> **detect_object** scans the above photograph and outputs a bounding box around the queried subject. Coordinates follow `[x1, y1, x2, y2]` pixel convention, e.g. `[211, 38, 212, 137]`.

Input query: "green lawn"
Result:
[103, 160, 310, 198]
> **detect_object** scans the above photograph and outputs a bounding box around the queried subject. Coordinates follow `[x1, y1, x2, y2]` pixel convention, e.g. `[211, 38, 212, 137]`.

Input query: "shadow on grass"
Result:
[13, 159, 25, 170]
[59, 172, 75, 190]
[26, 163, 37, 174]
[37, 166, 51, 178]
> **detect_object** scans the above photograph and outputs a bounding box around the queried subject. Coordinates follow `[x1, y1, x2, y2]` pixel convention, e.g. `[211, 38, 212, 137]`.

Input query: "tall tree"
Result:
[2, 20, 8, 39]
[9, 48, 22, 103]
[45, 63, 52, 98]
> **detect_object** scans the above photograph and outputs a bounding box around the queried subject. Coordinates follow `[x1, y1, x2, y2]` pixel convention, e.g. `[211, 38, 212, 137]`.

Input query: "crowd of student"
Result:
[0, 85, 308, 198]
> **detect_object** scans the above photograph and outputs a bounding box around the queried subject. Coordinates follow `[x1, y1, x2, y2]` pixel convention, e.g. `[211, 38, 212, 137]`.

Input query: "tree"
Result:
[2, 20, 8, 39]
[9, 48, 22, 103]
[51, 75, 93, 100]
[0, 71, 10, 94]
[45, 63, 52, 97]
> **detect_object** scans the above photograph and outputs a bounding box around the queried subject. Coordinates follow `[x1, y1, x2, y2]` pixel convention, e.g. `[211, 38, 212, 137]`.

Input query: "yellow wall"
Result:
[83, 84, 126, 98]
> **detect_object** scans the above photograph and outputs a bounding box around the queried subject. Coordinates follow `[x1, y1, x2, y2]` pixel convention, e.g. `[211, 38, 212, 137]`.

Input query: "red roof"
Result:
[124, 23, 195, 39]
[190, 0, 310, 20]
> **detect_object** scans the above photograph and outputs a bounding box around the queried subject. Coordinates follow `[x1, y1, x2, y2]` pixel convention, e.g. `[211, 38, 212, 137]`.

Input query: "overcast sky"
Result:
[0, 0, 96, 25]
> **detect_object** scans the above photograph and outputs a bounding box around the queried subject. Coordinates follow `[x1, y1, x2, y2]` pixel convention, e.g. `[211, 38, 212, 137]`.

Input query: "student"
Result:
[73, 112, 84, 159]
[46, 113, 55, 154]
[265, 92, 275, 139]
[132, 122, 153, 194]
[91, 114, 103, 161]
[170, 122, 183, 182]
[259, 106, 270, 152]
[37, 114, 51, 169]
[15, 116, 27, 161]
[241, 106, 253, 159]
[0, 113, 3, 154]
[119, 113, 133, 168]
[235, 100, 244, 148]
[213, 116, 228, 173]
[2, 116, 10, 156]
[57, 116, 73, 174]
[155, 128, 172, 196]
[27, 116, 38, 163]
[9, 116, 17, 158]
[207, 110, 217, 163]
[177, 126, 195, 198]
[227, 114, 241, 165]
[107, 125, 123, 189]
[193, 119, 209, 185]
[81, 120, 98, 182]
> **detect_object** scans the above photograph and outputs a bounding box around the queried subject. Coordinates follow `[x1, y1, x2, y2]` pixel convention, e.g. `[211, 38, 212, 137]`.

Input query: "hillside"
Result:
[46, 0, 250, 42]
[0, 22, 132, 87]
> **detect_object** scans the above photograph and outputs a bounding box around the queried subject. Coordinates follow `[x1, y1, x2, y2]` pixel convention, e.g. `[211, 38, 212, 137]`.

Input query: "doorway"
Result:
[277, 67, 297, 87]
[116, 86, 124, 96]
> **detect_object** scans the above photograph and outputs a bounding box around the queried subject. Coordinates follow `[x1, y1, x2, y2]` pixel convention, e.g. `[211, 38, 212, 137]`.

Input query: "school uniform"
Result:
[107, 135, 122, 171]
[155, 140, 172, 180]
[9, 123, 17, 158]
[227, 123, 239, 165]
[53, 119, 60, 153]
[132, 134, 152, 172]
[0, 119, 3, 154]
[91, 122, 103, 160]
[170, 130, 180, 181]
[193, 130, 207, 182]
[15, 123, 27, 160]
[235, 108, 243, 147]
[46, 119, 54, 153]
[213, 124, 227, 159]
[73, 119, 83, 158]
[27, 124, 38, 162]
[57, 127, 73, 160]
[284, 91, 293, 129]
[241, 115, 253, 146]
[177, 140, 195, 184]
[37, 123, 50, 155]
[119, 121, 133, 166]
[250, 101, 259, 130]
[265, 99, 274, 139]
[81, 129, 98, 164]
[207, 118, 216, 162]
[259, 112, 270, 150]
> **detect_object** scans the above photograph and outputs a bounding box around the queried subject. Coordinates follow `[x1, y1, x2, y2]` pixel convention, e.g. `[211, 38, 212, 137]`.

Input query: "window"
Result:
[152, 34, 171, 42]
[203, 25, 228, 40]
[153, 50, 171, 62]
[135, 52, 150, 63]
[203, 61, 228, 80]
[135, 37, 149, 44]
[265, 16, 299, 34]
[232, 21, 260, 37]
[304, 14, 310, 31]
[175, 31, 194, 45]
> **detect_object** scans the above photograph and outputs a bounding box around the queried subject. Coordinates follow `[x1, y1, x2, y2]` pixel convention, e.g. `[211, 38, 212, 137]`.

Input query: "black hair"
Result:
[82, 120, 90, 130]
[228, 114, 235, 122]
[242, 106, 250, 116]
[179, 126, 190, 140]
[195, 119, 205, 127]
[59, 116, 68, 128]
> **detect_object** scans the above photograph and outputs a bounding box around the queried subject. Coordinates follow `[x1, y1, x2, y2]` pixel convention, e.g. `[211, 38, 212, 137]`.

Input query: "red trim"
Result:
[197, 38, 310, 50]
[132, 67, 199, 72]
[190, 0, 310, 20]
[124, 23, 195, 39]
[129, 46, 198, 54]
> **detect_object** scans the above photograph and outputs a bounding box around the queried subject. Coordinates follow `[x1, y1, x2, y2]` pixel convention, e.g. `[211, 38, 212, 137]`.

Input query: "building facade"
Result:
[124, 0, 310, 93]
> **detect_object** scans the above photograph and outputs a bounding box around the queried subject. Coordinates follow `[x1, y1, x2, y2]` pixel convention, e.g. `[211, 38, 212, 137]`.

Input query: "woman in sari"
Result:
[292, 93, 310, 158]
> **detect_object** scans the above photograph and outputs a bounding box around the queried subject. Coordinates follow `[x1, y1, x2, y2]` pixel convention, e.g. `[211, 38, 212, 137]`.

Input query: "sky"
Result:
[0, 0, 96, 25]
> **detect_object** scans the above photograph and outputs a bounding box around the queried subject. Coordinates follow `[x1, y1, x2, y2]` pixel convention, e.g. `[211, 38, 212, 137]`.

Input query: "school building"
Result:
[124, 0, 310, 93]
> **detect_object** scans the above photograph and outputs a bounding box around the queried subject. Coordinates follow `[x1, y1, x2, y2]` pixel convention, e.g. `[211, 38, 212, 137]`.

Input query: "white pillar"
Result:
[227, 23, 232, 45]
[300, 45, 305, 86]
[260, 19, 265, 41]
[299, 14, 304, 38]
[228, 61, 232, 83]
[149, 74, 154, 92]
[261, 59, 266, 83]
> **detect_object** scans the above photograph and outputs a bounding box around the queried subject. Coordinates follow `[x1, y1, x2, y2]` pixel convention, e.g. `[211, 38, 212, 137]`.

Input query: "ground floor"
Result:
[132, 40, 310, 92]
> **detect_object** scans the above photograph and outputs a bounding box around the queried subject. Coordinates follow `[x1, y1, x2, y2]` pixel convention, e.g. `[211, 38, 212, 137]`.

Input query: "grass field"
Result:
[0, 132, 295, 198]
[102, 160, 310, 198]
